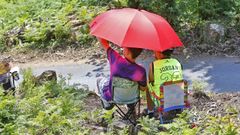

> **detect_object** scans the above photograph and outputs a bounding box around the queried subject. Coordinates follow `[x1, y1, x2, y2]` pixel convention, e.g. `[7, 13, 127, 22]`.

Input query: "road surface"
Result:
[18, 55, 240, 92]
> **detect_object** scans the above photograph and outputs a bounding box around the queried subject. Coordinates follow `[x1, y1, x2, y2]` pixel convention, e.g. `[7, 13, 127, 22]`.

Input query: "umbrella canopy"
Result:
[90, 8, 183, 51]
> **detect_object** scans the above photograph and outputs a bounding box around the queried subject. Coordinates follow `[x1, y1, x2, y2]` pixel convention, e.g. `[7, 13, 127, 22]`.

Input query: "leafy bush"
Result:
[0, 69, 91, 134]
[135, 0, 240, 42]
[1, 0, 240, 51]
[0, 0, 106, 51]
[192, 80, 209, 92]
[1, 70, 239, 134]
[135, 110, 239, 135]
[138, 116, 161, 134]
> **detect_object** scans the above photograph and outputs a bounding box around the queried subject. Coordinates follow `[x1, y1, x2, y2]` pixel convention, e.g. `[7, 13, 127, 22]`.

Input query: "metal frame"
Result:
[113, 99, 140, 125]
[110, 85, 141, 125]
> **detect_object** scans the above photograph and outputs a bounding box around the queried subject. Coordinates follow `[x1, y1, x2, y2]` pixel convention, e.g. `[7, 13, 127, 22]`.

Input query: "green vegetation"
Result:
[192, 80, 209, 92]
[136, 110, 240, 135]
[148, 1, 239, 24]
[0, 0, 106, 51]
[1, 0, 240, 51]
[129, 0, 240, 36]
[0, 69, 93, 134]
[0, 70, 239, 134]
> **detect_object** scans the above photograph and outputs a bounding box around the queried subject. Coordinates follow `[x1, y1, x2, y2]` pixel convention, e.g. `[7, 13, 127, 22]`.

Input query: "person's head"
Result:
[123, 47, 143, 61]
[154, 49, 173, 59]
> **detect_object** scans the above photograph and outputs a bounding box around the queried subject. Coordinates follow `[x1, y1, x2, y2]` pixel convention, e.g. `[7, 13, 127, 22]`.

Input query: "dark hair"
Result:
[128, 48, 143, 59]
[162, 49, 173, 57]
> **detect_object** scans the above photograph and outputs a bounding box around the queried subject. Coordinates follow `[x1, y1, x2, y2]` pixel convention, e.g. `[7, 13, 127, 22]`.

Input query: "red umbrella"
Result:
[90, 8, 183, 51]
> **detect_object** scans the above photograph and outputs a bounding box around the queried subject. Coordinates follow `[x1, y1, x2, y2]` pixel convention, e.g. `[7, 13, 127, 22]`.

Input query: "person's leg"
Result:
[141, 89, 155, 118]
[96, 77, 114, 110]
[146, 89, 154, 111]
[95, 78, 102, 96]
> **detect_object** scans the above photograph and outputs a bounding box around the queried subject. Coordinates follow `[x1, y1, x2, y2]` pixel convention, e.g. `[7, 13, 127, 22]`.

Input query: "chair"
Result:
[150, 80, 190, 124]
[109, 77, 141, 125]
[0, 65, 20, 95]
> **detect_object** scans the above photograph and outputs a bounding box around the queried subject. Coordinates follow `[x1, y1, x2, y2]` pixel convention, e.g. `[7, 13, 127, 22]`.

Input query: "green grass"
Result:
[0, 0, 107, 51]
[0, 69, 92, 134]
[0, 69, 239, 134]
[136, 110, 239, 135]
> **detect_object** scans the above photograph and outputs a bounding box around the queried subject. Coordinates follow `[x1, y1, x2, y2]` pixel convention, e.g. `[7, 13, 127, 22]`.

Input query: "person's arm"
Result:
[148, 62, 154, 85]
[98, 38, 110, 51]
[138, 69, 148, 91]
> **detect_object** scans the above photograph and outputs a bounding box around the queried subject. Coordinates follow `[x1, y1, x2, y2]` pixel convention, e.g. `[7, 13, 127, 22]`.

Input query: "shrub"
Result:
[0, 69, 91, 134]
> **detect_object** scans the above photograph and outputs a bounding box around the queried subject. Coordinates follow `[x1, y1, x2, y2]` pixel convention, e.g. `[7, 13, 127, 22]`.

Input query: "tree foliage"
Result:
[135, 0, 240, 30]
[0, 0, 106, 51]
[0, 0, 240, 51]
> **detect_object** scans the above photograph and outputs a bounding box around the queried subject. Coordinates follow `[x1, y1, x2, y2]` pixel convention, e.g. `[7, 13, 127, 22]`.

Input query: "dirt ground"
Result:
[83, 91, 240, 125]
[81, 90, 240, 135]
[1, 45, 104, 67]
[190, 91, 240, 124]
[2, 34, 240, 67]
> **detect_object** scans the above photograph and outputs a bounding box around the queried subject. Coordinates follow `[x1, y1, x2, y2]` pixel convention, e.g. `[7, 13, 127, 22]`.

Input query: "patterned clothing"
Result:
[99, 48, 147, 101]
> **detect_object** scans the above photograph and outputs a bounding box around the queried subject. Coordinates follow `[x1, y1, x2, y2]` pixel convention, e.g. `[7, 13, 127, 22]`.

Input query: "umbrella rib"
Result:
[121, 10, 139, 47]
[141, 13, 163, 51]
[142, 11, 183, 51]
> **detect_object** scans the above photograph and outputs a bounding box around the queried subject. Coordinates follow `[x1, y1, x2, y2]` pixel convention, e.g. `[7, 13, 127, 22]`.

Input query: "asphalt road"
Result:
[18, 55, 240, 92]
